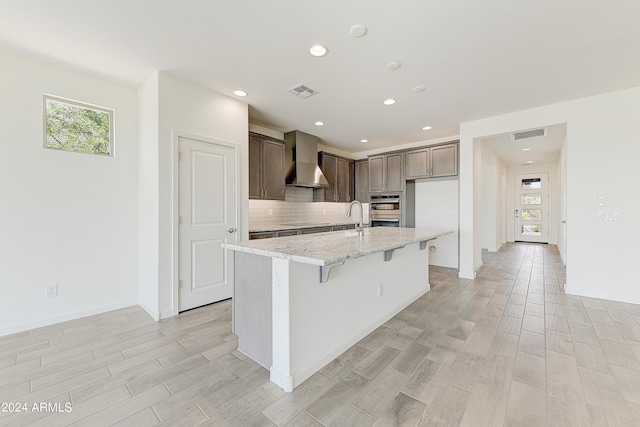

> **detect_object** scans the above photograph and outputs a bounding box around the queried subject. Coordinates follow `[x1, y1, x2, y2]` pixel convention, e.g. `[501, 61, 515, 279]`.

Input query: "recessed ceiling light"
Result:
[413, 85, 426, 93]
[387, 61, 401, 70]
[314, 121, 324, 126]
[361, 139, 368, 143]
[233, 90, 247, 97]
[383, 99, 396, 105]
[422, 126, 432, 131]
[309, 45, 328, 57]
[350, 24, 368, 37]
[522, 148, 531, 151]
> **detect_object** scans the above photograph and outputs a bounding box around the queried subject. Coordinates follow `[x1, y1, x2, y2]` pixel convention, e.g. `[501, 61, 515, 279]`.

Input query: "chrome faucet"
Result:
[347, 200, 364, 235]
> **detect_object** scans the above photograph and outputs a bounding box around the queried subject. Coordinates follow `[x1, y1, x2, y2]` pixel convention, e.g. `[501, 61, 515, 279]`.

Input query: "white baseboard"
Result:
[564, 285, 640, 305]
[487, 243, 504, 253]
[159, 309, 175, 320]
[459, 262, 481, 280]
[0, 300, 139, 337]
[458, 270, 476, 280]
[138, 301, 160, 321]
[137, 302, 175, 321]
[270, 367, 294, 393]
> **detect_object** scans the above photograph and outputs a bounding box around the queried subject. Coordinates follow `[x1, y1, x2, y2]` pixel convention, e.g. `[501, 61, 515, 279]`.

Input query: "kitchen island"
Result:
[221, 227, 454, 392]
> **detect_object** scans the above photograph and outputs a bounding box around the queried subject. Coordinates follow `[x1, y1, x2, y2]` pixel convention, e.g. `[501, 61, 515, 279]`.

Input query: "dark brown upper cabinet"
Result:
[369, 152, 405, 193]
[354, 159, 369, 203]
[249, 132, 286, 200]
[405, 141, 458, 180]
[315, 152, 354, 202]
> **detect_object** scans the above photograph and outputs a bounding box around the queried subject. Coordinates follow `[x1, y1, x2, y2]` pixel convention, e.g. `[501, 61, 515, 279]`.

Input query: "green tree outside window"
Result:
[44, 96, 113, 156]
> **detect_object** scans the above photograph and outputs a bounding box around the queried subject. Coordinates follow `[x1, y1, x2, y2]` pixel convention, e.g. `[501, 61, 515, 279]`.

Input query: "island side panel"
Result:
[271, 257, 294, 392]
[285, 241, 430, 389]
[233, 251, 273, 368]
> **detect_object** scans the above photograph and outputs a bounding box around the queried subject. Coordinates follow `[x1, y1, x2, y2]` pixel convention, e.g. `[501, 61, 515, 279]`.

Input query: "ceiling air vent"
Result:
[286, 84, 318, 99]
[510, 128, 547, 141]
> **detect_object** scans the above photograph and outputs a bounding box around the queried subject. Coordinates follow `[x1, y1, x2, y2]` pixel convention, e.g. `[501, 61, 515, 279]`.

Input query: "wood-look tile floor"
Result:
[2, 243, 640, 426]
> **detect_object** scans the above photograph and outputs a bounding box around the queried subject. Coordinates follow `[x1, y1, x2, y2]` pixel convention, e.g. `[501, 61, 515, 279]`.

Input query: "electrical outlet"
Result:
[268, 208, 273, 216]
[45, 284, 58, 298]
[377, 282, 383, 297]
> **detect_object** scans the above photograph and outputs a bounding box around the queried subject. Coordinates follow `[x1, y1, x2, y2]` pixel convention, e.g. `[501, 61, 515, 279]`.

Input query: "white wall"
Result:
[481, 161, 493, 250]
[460, 86, 640, 304]
[558, 135, 568, 264]
[414, 179, 459, 268]
[138, 72, 160, 319]
[498, 164, 507, 248]
[480, 143, 507, 252]
[0, 48, 139, 335]
[137, 72, 249, 320]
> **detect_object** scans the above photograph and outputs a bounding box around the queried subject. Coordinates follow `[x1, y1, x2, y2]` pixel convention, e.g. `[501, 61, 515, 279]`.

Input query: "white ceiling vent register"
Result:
[287, 84, 318, 99]
[510, 128, 547, 141]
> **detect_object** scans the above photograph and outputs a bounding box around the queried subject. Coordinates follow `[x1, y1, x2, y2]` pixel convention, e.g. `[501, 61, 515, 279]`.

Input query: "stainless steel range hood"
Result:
[284, 130, 329, 188]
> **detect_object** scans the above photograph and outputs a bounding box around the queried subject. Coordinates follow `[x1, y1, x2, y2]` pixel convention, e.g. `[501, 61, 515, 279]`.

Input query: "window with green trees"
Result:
[44, 95, 113, 156]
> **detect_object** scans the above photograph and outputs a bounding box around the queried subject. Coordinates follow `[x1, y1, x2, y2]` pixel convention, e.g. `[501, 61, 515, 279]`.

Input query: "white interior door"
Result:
[514, 172, 549, 243]
[179, 136, 237, 312]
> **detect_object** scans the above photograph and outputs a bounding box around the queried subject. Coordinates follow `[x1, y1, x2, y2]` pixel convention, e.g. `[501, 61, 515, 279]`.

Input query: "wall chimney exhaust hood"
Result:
[284, 130, 329, 188]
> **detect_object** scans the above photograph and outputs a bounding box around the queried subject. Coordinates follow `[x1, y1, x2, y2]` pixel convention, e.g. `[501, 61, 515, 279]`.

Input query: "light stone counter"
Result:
[224, 226, 455, 392]
[222, 226, 454, 266]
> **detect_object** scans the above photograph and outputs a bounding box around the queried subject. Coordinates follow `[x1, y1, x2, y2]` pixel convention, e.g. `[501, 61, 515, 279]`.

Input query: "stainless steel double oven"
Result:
[370, 194, 401, 227]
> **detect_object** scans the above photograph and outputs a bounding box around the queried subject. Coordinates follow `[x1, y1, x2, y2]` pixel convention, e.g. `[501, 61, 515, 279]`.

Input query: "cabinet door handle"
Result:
[264, 188, 268, 198]
[228, 227, 237, 233]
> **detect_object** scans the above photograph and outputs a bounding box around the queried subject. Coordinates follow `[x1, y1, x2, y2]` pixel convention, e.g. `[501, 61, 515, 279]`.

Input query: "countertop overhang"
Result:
[222, 227, 455, 266]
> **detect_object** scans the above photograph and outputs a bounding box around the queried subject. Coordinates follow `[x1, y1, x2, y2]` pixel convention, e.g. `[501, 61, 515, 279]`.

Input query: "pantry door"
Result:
[514, 173, 549, 243]
[178, 136, 238, 311]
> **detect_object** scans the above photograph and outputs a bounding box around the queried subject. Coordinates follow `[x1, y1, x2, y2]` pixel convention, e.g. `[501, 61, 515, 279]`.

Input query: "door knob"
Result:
[228, 227, 236, 233]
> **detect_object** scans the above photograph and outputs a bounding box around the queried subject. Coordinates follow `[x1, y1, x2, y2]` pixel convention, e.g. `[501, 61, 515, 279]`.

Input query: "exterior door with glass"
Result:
[514, 173, 549, 243]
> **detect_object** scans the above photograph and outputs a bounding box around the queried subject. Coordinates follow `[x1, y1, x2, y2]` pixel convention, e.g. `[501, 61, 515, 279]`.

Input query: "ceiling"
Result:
[482, 124, 566, 167]
[2, 1, 640, 158]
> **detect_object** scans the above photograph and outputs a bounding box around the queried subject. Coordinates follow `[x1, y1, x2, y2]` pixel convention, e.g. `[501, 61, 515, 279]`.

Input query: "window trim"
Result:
[43, 94, 115, 157]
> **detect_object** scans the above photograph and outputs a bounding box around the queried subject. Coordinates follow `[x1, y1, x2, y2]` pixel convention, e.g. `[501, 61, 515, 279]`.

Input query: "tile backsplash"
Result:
[249, 187, 369, 227]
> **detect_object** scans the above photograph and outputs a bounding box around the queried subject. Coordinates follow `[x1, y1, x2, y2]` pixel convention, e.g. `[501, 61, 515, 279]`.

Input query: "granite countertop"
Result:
[222, 227, 454, 266]
[249, 222, 362, 232]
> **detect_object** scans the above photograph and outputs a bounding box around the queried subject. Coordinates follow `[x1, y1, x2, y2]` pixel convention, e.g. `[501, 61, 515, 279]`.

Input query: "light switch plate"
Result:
[45, 284, 58, 298]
